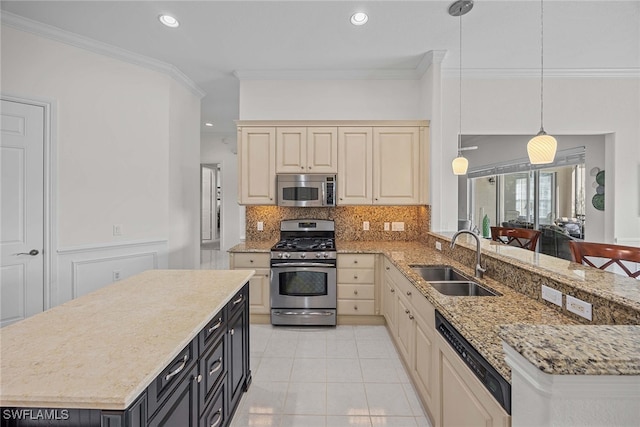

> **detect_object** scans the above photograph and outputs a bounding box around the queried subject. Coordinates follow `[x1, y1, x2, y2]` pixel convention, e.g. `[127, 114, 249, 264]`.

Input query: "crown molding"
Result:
[1, 11, 206, 99]
[442, 67, 640, 79]
[234, 50, 447, 81]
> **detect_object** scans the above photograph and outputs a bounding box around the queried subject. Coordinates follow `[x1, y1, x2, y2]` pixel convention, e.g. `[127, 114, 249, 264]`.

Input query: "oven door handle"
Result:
[271, 262, 334, 268]
[273, 311, 335, 316]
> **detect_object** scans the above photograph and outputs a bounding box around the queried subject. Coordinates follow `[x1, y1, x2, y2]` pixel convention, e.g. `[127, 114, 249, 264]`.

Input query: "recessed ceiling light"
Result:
[159, 14, 179, 28]
[204, 122, 214, 127]
[350, 12, 368, 26]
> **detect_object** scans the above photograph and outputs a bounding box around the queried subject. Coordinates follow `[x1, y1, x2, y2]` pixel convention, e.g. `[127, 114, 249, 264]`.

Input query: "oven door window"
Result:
[279, 270, 328, 296]
[282, 186, 319, 202]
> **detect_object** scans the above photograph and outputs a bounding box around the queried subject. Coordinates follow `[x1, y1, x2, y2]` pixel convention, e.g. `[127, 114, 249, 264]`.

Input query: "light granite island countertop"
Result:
[0, 269, 254, 410]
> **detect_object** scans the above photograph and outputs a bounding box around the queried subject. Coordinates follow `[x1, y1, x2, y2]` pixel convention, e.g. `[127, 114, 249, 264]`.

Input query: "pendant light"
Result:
[449, 0, 473, 175]
[527, 0, 557, 164]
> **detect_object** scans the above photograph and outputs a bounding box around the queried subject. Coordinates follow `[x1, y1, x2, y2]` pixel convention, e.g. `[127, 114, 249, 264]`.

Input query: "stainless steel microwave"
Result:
[276, 174, 336, 207]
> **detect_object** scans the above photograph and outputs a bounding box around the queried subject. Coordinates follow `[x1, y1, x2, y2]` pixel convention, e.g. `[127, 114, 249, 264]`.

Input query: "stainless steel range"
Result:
[270, 219, 337, 326]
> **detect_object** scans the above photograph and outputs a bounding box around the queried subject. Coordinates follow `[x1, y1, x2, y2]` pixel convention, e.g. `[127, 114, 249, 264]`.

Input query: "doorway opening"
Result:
[201, 163, 221, 250]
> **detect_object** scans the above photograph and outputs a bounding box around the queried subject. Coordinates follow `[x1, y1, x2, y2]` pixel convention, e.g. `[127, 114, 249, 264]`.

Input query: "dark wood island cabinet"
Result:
[0, 271, 252, 427]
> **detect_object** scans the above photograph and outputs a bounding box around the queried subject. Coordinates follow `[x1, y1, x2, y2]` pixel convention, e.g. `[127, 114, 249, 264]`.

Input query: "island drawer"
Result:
[199, 332, 226, 414]
[147, 340, 197, 418]
[228, 285, 248, 319]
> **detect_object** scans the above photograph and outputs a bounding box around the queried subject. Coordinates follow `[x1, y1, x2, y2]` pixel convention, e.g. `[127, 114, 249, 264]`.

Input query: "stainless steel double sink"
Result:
[409, 265, 500, 297]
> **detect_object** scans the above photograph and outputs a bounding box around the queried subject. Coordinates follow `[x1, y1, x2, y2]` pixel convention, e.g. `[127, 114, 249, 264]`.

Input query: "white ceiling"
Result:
[2, 1, 639, 134]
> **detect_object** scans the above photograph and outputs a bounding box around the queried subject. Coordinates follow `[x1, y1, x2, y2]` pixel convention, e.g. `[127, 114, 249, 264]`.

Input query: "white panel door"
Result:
[1, 99, 45, 327]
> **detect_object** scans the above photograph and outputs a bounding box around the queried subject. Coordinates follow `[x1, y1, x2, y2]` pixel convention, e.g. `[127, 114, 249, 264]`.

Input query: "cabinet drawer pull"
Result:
[405, 309, 410, 314]
[354, 275, 358, 279]
[230, 328, 235, 336]
[233, 295, 243, 305]
[353, 260, 358, 264]
[406, 291, 412, 296]
[209, 357, 223, 376]
[390, 288, 395, 293]
[249, 259, 254, 263]
[354, 290, 358, 295]
[409, 314, 414, 320]
[208, 318, 223, 333]
[210, 409, 222, 427]
[385, 266, 390, 270]
[196, 374, 202, 383]
[165, 354, 188, 381]
[354, 305, 358, 311]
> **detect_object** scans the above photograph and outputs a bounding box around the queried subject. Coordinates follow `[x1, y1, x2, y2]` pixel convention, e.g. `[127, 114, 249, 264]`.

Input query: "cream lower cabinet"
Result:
[230, 253, 270, 316]
[435, 333, 511, 427]
[384, 259, 437, 424]
[337, 254, 376, 316]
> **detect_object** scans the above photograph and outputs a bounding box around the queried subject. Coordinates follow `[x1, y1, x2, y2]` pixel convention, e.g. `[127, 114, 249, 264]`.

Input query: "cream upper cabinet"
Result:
[337, 127, 373, 205]
[238, 127, 276, 205]
[276, 127, 337, 173]
[373, 127, 420, 204]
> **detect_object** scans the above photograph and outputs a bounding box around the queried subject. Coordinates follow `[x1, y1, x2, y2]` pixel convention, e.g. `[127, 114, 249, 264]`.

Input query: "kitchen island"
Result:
[0, 269, 254, 427]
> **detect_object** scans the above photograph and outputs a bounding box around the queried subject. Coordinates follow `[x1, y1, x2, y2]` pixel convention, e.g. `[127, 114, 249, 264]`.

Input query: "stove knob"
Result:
[284, 253, 291, 259]
[315, 253, 322, 258]
[300, 253, 306, 259]
[278, 253, 284, 259]
[323, 253, 330, 258]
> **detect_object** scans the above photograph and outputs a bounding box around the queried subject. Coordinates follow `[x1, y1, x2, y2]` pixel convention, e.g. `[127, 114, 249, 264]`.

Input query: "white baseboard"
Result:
[55, 240, 168, 305]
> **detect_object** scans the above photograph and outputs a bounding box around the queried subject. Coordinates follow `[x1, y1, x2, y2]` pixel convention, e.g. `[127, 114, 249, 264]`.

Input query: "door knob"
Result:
[16, 249, 39, 256]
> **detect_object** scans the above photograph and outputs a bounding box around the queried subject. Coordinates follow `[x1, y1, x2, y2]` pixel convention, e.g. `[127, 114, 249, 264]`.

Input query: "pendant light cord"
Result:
[539, 0, 545, 133]
[458, 11, 463, 154]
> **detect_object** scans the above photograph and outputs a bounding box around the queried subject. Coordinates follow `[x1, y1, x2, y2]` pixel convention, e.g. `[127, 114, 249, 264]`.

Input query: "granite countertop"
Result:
[0, 269, 254, 410]
[229, 239, 640, 379]
[499, 324, 640, 375]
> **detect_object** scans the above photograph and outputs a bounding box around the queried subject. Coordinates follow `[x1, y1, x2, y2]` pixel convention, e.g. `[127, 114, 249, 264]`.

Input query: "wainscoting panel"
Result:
[56, 240, 168, 306]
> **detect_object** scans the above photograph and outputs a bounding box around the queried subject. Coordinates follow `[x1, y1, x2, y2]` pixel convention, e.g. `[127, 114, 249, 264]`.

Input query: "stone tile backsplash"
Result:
[245, 205, 430, 242]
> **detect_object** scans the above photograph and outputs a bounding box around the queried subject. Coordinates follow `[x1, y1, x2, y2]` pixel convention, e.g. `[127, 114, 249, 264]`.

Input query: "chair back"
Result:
[490, 226, 541, 252]
[569, 241, 640, 278]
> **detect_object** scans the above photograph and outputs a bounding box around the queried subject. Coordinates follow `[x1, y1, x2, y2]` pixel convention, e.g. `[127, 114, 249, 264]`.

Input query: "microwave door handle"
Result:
[321, 181, 326, 206]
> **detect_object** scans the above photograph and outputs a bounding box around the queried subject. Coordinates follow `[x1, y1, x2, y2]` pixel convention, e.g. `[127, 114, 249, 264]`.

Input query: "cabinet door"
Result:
[307, 127, 338, 173]
[147, 364, 198, 427]
[436, 335, 510, 427]
[247, 270, 270, 314]
[228, 302, 248, 414]
[276, 127, 307, 173]
[337, 127, 373, 205]
[239, 127, 276, 204]
[382, 272, 397, 336]
[413, 311, 436, 423]
[373, 127, 420, 204]
[395, 293, 413, 363]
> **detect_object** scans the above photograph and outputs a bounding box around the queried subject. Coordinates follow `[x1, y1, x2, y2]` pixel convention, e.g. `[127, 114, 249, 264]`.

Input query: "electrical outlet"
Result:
[363, 221, 369, 231]
[384, 222, 390, 231]
[435, 241, 442, 251]
[391, 222, 405, 231]
[113, 271, 121, 281]
[113, 224, 122, 236]
[541, 285, 562, 306]
[566, 295, 592, 321]
[257, 221, 264, 231]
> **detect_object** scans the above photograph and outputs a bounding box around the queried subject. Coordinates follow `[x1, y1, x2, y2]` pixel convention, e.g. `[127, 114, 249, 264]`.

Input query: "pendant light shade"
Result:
[527, 130, 557, 164]
[528, 0, 556, 165]
[452, 155, 469, 175]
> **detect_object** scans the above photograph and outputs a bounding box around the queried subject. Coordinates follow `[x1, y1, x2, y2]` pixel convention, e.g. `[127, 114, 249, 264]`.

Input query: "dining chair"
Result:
[569, 241, 640, 278]
[490, 226, 542, 252]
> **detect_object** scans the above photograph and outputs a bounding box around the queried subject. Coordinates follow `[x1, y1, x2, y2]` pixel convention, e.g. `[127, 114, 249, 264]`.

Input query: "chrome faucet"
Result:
[450, 230, 486, 279]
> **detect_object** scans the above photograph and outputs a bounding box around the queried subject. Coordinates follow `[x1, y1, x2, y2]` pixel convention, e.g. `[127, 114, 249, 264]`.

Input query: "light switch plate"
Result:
[363, 221, 369, 231]
[257, 221, 264, 231]
[384, 222, 390, 231]
[391, 222, 405, 231]
[541, 285, 562, 306]
[566, 295, 592, 321]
